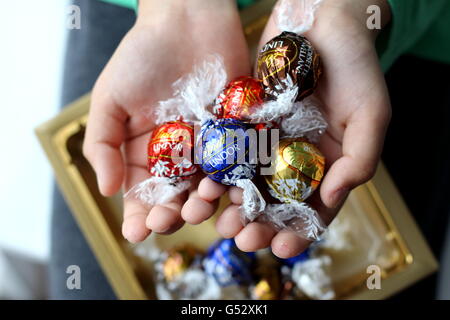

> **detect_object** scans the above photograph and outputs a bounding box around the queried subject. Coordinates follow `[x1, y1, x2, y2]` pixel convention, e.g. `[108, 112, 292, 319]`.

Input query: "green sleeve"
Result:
[100, 0, 137, 10]
[378, 0, 448, 72]
[99, 0, 257, 10]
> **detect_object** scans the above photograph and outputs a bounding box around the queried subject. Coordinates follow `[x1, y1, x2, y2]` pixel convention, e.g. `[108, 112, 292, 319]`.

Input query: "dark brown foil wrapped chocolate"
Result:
[257, 31, 322, 101]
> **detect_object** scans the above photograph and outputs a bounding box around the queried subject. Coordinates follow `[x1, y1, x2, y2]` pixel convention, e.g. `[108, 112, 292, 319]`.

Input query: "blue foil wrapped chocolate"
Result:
[196, 118, 257, 185]
[202, 238, 256, 287]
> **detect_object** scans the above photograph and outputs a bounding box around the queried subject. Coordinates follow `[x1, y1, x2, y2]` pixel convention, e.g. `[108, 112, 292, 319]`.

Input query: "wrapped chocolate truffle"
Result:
[237, 0, 328, 241]
[195, 118, 257, 185]
[202, 238, 256, 287]
[278, 247, 335, 300]
[125, 55, 228, 206]
[249, 252, 282, 300]
[161, 244, 203, 282]
[291, 255, 335, 300]
[256, 0, 323, 102]
[261, 137, 326, 241]
[151, 243, 224, 300]
[257, 31, 321, 101]
[125, 121, 197, 206]
[265, 138, 325, 203]
[212, 76, 265, 120]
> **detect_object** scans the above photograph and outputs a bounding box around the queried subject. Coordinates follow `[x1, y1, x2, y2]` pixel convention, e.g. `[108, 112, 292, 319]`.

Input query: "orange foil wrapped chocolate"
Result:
[212, 76, 264, 120]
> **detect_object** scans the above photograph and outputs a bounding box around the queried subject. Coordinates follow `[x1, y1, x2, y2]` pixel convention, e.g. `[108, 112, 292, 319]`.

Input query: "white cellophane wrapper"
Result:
[124, 177, 191, 207]
[291, 255, 335, 300]
[239, 0, 328, 239]
[262, 201, 326, 241]
[275, 0, 324, 35]
[154, 54, 227, 126]
[279, 97, 328, 143]
[236, 179, 267, 224]
[126, 54, 227, 207]
[139, 239, 248, 300]
[155, 268, 223, 300]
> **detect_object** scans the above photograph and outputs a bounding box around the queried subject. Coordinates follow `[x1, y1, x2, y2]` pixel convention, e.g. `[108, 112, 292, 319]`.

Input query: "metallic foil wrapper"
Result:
[202, 239, 256, 287]
[250, 263, 281, 300]
[253, 121, 279, 131]
[264, 138, 325, 202]
[196, 118, 257, 185]
[257, 31, 322, 101]
[162, 244, 202, 282]
[148, 121, 197, 178]
[212, 76, 265, 120]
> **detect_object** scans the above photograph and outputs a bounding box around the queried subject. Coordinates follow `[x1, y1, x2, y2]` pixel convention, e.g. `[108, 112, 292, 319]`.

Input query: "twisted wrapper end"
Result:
[153, 54, 228, 126]
[248, 83, 298, 123]
[275, 0, 324, 34]
[279, 97, 328, 143]
[235, 179, 267, 225]
[262, 201, 327, 241]
[124, 176, 191, 207]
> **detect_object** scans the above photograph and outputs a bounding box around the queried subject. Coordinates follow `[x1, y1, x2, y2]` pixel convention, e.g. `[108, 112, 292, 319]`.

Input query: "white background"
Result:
[0, 0, 68, 261]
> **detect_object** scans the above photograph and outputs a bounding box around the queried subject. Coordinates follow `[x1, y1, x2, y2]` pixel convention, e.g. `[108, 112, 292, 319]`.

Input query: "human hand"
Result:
[194, 0, 392, 258]
[83, 0, 251, 243]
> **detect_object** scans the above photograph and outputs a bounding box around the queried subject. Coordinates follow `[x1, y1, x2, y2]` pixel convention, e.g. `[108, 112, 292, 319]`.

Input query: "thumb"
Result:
[320, 106, 391, 208]
[83, 86, 127, 196]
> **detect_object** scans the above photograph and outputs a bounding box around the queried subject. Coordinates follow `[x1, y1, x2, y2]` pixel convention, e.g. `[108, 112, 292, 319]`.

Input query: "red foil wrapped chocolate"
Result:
[212, 76, 265, 120]
[148, 120, 197, 178]
[253, 121, 279, 131]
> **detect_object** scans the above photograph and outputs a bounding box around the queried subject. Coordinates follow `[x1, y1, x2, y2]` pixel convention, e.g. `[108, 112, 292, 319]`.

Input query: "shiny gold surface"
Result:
[265, 138, 324, 202]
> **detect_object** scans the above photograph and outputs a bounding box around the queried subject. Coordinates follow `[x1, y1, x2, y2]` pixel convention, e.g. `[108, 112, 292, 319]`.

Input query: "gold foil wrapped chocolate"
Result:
[250, 263, 281, 300]
[162, 245, 201, 282]
[257, 31, 322, 101]
[265, 138, 325, 202]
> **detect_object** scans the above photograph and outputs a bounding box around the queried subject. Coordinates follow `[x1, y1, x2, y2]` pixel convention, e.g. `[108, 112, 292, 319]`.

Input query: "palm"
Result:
[85, 14, 251, 242]
[205, 6, 391, 258]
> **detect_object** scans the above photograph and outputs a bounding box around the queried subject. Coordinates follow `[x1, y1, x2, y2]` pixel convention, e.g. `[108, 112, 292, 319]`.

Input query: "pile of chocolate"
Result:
[153, 238, 335, 300]
[127, 30, 327, 241]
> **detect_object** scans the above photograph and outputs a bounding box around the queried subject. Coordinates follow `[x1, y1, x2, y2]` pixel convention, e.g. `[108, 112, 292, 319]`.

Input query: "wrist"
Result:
[136, 0, 237, 27]
[306, 0, 391, 43]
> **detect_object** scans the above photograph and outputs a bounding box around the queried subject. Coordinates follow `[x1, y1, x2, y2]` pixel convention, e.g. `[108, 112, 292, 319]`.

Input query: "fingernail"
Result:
[331, 188, 349, 208]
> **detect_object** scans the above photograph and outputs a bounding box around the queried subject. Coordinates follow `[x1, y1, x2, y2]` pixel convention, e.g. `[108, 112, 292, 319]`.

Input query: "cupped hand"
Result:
[83, 0, 250, 243]
[196, 0, 392, 258]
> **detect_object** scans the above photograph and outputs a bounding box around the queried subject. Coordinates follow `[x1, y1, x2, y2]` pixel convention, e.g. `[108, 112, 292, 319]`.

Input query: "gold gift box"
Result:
[36, 0, 437, 300]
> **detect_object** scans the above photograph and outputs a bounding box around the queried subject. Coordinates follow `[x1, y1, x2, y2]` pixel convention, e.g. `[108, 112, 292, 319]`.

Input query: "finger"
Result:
[83, 90, 127, 196]
[229, 186, 243, 205]
[146, 195, 187, 234]
[320, 107, 390, 208]
[122, 164, 152, 243]
[254, 9, 279, 70]
[215, 204, 244, 238]
[235, 222, 276, 252]
[271, 230, 310, 259]
[122, 130, 152, 168]
[270, 191, 348, 259]
[197, 177, 228, 202]
[181, 190, 220, 225]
